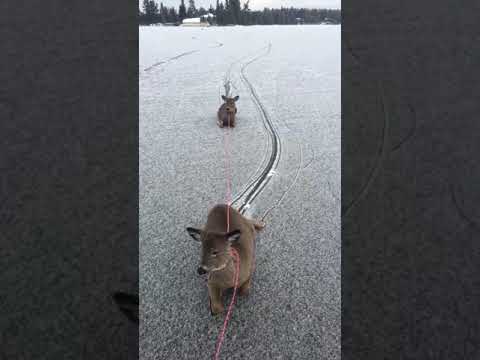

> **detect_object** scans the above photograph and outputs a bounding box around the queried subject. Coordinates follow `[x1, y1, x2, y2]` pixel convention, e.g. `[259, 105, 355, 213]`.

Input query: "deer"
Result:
[217, 95, 239, 128]
[186, 204, 265, 315]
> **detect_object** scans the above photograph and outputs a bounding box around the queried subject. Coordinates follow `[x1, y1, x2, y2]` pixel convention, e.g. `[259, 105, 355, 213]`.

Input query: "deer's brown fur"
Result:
[217, 95, 239, 128]
[187, 204, 265, 315]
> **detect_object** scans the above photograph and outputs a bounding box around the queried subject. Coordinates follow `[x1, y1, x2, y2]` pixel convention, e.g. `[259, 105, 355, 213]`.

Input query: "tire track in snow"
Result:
[229, 43, 284, 215]
[144, 37, 224, 73]
[228, 43, 304, 221]
[228, 44, 276, 208]
[261, 140, 303, 221]
[218, 47, 273, 205]
[144, 50, 200, 72]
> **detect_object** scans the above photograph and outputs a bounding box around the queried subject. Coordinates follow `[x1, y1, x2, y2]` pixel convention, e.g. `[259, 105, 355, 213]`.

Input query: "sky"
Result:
[149, 0, 341, 11]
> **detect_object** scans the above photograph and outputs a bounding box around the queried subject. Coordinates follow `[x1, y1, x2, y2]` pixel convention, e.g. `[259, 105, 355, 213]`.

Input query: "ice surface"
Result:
[140, 25, 340, 360]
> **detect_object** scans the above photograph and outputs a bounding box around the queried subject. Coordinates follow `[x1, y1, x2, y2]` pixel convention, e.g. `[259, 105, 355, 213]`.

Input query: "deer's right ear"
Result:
[186, 227, 202, 241]
[221, 95, 227, 101]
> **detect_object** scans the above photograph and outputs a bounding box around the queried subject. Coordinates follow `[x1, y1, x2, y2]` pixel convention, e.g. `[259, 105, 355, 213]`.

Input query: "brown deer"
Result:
[186, 204, 265, 315]
[217, 95, 239, 128]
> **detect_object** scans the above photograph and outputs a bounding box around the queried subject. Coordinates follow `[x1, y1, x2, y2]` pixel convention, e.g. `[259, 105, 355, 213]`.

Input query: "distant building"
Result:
[181, 14, 214, 27]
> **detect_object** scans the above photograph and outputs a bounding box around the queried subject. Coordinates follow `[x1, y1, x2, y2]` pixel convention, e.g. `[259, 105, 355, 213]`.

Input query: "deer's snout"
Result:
[197, 266, 207, 275]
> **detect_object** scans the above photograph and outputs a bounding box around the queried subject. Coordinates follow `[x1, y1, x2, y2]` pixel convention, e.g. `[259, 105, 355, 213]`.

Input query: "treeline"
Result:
[139, 0, 341, 25]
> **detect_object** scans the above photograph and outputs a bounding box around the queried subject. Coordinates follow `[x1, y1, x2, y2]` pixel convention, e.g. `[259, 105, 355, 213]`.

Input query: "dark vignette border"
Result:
[1, 1, 139, 359]
[342, 1, 480, 359]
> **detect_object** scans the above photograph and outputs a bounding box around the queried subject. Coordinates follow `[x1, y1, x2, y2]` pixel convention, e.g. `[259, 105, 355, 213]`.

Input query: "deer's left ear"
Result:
[222, 95, 227, 101]
[233, 95, 239, 101]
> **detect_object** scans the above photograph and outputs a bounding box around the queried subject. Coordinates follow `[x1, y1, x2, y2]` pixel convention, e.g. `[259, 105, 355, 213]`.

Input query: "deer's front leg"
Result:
[208, 283, 224, 315]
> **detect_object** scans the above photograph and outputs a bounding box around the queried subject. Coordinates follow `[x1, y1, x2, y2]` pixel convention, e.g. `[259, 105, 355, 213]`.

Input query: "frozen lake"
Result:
[140, 25, 340, 359]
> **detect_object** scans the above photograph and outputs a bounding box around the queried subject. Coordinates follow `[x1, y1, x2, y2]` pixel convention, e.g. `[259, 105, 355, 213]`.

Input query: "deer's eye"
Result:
[211, 250, 219, 257]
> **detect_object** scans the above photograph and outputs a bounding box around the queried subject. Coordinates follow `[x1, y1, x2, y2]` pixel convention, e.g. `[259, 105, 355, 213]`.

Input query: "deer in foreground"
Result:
[187, 204, 265, 315]
[217, 95, 239, 128]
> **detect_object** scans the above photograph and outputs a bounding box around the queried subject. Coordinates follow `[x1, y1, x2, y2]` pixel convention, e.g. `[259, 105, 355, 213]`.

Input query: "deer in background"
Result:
[217, 95, 239, 128]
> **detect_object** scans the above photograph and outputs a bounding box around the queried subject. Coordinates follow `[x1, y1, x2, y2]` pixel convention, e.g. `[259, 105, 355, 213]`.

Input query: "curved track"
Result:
[226, 44, 283, 214]
[144, 50, 199, 72]
[218, 43, 305, 221]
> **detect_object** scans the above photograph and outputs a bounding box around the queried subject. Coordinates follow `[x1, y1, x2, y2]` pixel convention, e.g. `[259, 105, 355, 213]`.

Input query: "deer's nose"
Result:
[197, 266, 207, 275]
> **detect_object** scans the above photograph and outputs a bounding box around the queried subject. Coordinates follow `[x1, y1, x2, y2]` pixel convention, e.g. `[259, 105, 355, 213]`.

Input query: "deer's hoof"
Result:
[210, 302, 224, 316]
[209, 296, 224, 315]
[239, 286, 250, 296]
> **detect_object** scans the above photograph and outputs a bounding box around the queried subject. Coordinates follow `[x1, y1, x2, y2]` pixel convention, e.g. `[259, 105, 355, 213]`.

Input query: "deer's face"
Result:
[222, 95, 239, 114]
[186, 228, 241, 274]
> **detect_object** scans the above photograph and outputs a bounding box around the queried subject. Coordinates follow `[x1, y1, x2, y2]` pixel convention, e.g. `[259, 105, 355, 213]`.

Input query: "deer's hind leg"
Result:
[239, 276, 252, 296]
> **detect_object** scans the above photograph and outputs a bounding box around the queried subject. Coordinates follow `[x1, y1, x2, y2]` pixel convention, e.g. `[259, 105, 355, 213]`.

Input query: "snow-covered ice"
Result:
[140, 25, 340, 360]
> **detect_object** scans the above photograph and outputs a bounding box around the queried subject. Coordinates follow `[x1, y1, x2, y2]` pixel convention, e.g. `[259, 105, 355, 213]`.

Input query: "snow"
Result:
[140, 25, 340, 360]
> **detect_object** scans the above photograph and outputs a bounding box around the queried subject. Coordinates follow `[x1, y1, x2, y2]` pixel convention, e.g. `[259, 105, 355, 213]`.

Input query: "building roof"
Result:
[182, 17, 201, 24]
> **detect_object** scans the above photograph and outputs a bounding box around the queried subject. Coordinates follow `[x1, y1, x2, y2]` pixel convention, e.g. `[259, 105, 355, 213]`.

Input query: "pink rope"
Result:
[213, 248, 240, 360]
[224, 118, 231, 231]
[213, 112, 238, 360]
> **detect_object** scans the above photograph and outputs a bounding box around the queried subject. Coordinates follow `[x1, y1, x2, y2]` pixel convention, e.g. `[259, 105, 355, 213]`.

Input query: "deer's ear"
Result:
[233, 95, 239, 101]
[225, 229, 241, 242]
[186, 227, 202, 241]
[222, 95, 227, 101]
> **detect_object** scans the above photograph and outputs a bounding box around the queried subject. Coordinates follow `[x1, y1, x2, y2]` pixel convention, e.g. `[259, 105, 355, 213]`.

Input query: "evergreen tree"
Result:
[187, 0, 197, 18]
[143, 0, 159, 23]
[159, 2, 166, 23]
[230, 0, 241, 24]
[224, 0, 235, 24]
[263, 8, 274, 25]
[287, 7, 296, 24]
[168, 7, 178, 23]
[139, 1, 340, 26]
[142, 0, 149, 15]
[216, 0, 225, 25]
[242, 1, 250, 25]
[178, 0, 187, 20]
